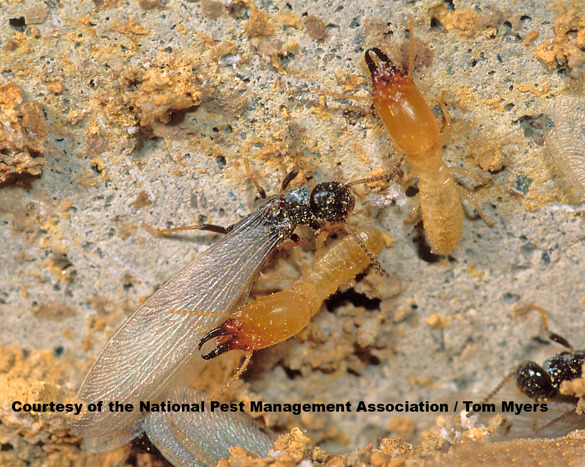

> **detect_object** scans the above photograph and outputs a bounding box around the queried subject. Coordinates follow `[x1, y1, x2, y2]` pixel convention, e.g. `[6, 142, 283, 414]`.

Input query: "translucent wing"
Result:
[535, 408, 585, 438]
[72, 200, 287, 450]
[144, 387, 275, 467]
[543, 94, 585, 196]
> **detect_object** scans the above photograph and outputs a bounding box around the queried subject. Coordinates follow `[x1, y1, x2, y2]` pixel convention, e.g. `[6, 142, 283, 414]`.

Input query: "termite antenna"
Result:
[514, 303, 574, 350]
[407, 17, 415, 78]
[343, 223, 385, 276]
[209, 351, 253, 399]
[466, 370, 515, 418]
[244, 159, 267, 199]
[346, 156, 405, 188]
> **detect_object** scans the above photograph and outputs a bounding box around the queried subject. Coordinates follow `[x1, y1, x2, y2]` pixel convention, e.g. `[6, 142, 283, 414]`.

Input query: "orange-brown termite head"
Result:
[199, 290, 311, 358]
[365, 48, 439, 156]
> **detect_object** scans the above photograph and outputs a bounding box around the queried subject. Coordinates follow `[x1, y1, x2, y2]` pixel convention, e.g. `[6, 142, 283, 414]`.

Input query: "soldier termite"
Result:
[72, 170, 394, 452]
[198, 226, 384, 360]
[364, 47, 493, 255]
[144, 386, 275, 466]
[471, 304, 585, 436]
[543, 93, 585, 197]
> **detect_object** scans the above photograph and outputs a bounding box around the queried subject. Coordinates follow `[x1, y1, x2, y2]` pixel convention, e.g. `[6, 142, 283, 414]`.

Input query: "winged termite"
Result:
[72, 171, 394, 451]
[471, 304, 585, 438]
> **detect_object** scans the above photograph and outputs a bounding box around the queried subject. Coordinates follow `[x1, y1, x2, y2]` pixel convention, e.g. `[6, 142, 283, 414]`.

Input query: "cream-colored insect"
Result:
[199, 226, 384, 361]
[543, 94, 585, 196]
[365, 48, 493, 255]
[147, 227, 384, 466]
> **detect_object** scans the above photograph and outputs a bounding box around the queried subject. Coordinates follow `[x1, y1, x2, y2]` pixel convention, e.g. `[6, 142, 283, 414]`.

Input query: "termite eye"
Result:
[515, 361, 554, 399]
[310, 182, 355, 222]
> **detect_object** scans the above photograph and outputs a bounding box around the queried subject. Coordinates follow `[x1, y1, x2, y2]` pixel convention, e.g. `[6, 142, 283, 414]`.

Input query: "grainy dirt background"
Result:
[1, 0, 585, 465]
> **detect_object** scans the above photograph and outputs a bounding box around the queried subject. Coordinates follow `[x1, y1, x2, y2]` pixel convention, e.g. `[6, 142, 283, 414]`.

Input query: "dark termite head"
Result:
[365, 48, 412, 99]
[469, 306, 585, 420]
[310, 182, 355, 223]
[514, 349, 585, 400]
[515, 361, 555, 400]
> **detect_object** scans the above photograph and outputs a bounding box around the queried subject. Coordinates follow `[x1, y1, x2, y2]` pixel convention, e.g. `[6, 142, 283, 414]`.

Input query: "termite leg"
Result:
[400, 170, 417, 191]
[142, 222, 231, 236]
[449, 166, 493, 187]
[436, 99, 452, 147]
[244, 159, 267, 199]
[314, 229, 329, 251]
[405, 196, 422, 225]
[513, 303, 574, 350]
[455, 186, 495, 227]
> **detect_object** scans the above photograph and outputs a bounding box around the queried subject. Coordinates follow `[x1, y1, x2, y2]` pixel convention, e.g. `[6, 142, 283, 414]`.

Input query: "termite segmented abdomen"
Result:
[543, 94, 585, 196]
[418, 164, 464, 255]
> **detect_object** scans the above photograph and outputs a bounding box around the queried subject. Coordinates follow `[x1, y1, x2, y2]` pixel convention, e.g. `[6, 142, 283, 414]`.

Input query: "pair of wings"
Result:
[72, 199, 288, 451]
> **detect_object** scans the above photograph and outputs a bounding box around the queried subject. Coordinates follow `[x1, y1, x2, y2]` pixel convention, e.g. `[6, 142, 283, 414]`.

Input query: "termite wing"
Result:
[72, 179, 367, 451]
[144, 386, 276, 466]
[543, 93, 585, 196]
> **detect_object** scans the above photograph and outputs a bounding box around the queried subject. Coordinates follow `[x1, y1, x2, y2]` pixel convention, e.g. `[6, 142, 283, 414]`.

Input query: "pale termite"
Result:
[199, 226, 385, 359]
[365, 48, 493, 254]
